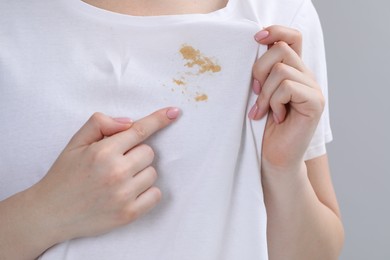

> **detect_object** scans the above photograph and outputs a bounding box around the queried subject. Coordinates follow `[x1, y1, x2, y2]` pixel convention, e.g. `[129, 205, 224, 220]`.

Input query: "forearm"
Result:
[0, 186, 62, 260]
[262, 163, 344, 260]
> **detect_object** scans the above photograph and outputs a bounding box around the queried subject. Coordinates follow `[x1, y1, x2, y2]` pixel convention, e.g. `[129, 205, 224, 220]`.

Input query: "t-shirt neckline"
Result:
[64, 0, 236, 25]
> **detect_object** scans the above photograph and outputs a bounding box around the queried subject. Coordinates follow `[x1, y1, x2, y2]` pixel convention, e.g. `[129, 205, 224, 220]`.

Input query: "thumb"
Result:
[67, 112, 133, 149]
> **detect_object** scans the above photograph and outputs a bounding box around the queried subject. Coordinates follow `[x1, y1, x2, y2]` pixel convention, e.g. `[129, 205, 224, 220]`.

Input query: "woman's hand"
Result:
[37, 107, 180, 239]
[0, 107, 180, 260]
[251, 26, 344, 260]
[250, 25, 325, 173]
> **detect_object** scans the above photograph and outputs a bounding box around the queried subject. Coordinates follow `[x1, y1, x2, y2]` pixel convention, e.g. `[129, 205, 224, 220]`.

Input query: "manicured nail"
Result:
[254, 30, 270, 42]
[253, 79, 261, 95]
[166, 107, 180, 120]
[113, 117, 133, 124]
[248, 104, 259, 119]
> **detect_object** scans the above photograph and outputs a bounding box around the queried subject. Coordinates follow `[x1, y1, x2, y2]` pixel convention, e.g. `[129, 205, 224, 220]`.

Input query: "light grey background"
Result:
[312, 0, 390, 259]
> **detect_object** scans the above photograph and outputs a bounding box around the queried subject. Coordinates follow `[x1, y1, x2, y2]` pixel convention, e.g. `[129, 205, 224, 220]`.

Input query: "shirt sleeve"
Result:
[290, 0, 333, 161]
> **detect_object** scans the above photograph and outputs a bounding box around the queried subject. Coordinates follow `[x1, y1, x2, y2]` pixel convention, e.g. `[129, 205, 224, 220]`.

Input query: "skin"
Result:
[252, 25, 344, 259]
[79, 0, 229, 16]
[0, 1, 344, 259]
[0, 108, 180, 260]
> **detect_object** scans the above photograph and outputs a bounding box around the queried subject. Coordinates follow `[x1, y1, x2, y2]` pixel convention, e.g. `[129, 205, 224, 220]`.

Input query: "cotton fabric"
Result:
[0, 0, 331, 259]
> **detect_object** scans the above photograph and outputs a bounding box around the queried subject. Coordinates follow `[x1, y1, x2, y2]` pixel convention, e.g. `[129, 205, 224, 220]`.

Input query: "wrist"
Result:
[0, 186, 64, 259]
[261, 160, 309, 197]
[261, 159, 306, 180]
[261, 160, 320, 221]
[27, 181, 73, 245]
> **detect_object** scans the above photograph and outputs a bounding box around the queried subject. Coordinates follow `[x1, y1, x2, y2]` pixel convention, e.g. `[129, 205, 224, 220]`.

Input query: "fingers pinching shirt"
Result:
[254, 25, 303, 56]
[250, 25, 311, 121]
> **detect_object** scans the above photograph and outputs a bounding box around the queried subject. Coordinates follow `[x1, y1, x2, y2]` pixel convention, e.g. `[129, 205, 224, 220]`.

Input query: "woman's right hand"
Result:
[0, 107, 180, 260]
[38, 107, 180, 239]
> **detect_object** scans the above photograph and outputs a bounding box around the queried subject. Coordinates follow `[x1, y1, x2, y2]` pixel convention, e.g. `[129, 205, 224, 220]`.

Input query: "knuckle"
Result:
[258, 89, 269, 102]
[275, 41, 289, 50]
[146, 166, 158, 182]
[88, 144, 111, 162]
[293, 29, 303, 41]
[272, 62, 287, 76]
[281, 79, 293, 87]
[269, 95, 276, 107]
[149, 187, 162, 204]
[252, 61, 260, 75]
[257, 85, 273, 107]
[122, 206, 141, 223]
[90, 112, 105, 125]
[107, 166, 126, 184]
[120, 187, 162, 224]
[252, 61, 265, 80]
[87, 145, 127, 182]
[140, 144, 155, 160]
[280, 79, 294, 92]
[275, 41, 296, 59]
[95, 159, 126, 187]
[132, 124, 148, 140]
[269, 97, 280, 110]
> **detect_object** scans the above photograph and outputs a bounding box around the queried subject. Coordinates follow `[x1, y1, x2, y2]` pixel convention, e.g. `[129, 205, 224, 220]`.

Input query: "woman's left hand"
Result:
[250, 25, 325, 173]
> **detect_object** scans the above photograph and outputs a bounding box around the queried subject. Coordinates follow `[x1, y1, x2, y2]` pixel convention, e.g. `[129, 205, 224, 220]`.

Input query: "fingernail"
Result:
[252, 79, 261, 95]
[248, 104, 258, 119]
[166, 107, 180, 120]
[113, 117, 133, 124]
[254, 30, 269, 42]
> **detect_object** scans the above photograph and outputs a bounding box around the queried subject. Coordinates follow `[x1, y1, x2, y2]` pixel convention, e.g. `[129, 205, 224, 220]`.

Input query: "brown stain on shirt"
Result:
[166, 44, 220, 103]
[179, 45, 221, 74]
[173, 78, 186, 86]
[195, 94, 208, 102]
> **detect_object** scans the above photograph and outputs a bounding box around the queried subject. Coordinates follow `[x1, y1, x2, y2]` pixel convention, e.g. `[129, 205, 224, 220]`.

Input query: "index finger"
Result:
[107, 107, 180, 154]
[254, 25, 302, 57]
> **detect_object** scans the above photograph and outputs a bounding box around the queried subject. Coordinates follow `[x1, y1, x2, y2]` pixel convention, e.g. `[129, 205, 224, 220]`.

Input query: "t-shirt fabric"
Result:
[0, 0, 332, 259]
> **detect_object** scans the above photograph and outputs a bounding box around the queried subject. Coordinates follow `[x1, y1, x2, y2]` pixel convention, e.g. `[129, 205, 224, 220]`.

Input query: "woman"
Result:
[0, 0, 344, 259]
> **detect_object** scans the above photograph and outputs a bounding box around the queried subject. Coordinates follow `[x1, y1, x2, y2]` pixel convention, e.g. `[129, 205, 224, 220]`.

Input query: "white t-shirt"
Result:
[0, 0, 332, 259]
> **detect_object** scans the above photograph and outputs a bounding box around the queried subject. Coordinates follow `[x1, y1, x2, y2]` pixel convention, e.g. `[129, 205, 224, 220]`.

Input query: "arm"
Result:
[263, 155, 344, 259]
[251, 25, 344, 259]
[0, 107, 180, 260]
